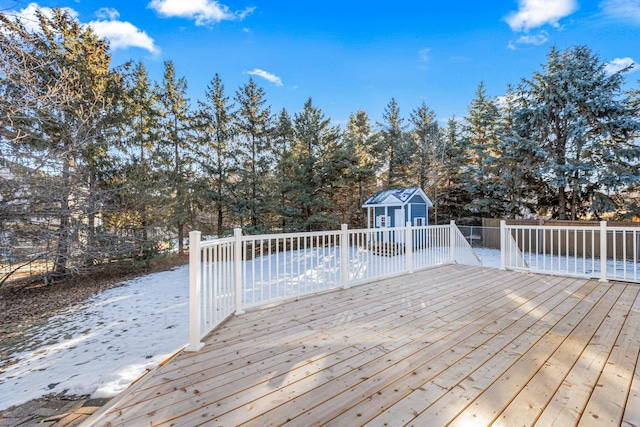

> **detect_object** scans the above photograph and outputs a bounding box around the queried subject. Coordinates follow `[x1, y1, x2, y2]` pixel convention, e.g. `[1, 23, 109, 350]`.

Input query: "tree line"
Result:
[1, 8, 639, 283]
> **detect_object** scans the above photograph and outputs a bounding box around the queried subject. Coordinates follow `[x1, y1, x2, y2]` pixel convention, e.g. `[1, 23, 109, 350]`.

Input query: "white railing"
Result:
[500, 220, 640, 283]
[186, 221, 481, 351]
[451, 223, 483, 266]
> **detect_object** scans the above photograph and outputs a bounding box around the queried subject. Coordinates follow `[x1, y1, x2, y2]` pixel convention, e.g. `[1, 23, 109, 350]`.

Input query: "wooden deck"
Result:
[85, 264, 640, 426]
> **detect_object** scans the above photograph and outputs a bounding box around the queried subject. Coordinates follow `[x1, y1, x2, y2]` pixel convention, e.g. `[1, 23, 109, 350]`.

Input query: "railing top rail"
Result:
[236, 224, 456, 242]
[504, 224, 602, 231]
[240, 229, 342, 241]
[199, 236, 235, 248]
[348, 224, 450, 233]
[606, 226, 640, 231]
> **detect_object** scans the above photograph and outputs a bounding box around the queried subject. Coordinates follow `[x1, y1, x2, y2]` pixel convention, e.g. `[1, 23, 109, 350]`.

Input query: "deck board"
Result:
[83, 264, 640, 427]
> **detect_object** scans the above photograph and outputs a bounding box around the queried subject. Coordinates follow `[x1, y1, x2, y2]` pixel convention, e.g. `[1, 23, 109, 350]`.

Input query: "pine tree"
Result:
[0, 8, 124, 279]
[157, 60, 193, 254]
[435, 116, 475, 223]
[463, 82, 503, 220]
[195, 73, 235, 237]
[342, 110, 380, 227]
[517, 46, 640, 219]
[233, 78, 274, 233]
[289, 98, 341, 231]
[119, 62, 163, 247]
[409, 102, 442, 189]
[272, 108, 296, 230]
[378, 98, 412, 187]
[494, 85, 540, 218]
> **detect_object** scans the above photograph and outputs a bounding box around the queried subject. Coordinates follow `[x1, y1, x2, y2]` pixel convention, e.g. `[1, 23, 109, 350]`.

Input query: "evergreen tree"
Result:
[233, 78, 274, 233]
[463, 82, 503, 219]
[409, 103, 443, 191]
[272, 108, 296, 230]
[494, 85, 540, 218]
[195, 73, 235, 237]
[0, 8, 124, 279]
[517, 46, 640, 219]
[118, 62, 163, 247]
[436, 116, 475, 223]
[157, 60, 193, 254]
[342, 110, 380, 227]
[378, 98, 412, 187]
[289, 98, 341, 231]
[623, 82, 640, 218]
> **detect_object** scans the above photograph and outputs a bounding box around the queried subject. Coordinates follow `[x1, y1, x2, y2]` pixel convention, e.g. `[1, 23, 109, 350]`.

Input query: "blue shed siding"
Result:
[408, 194, 425, 204]
[410, 204, 427, 223]
[389, 206, 400, 227]
[373, 206, 398, 227]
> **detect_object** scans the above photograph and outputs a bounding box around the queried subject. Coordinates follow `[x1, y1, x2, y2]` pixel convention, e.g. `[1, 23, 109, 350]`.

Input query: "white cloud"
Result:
[604, 57, 637, 74]
[95, 7, 120, 21]
[600, 0, 640, 23]
[418, 48, 431, 63]
[89, 18, 159, 54]
[148, 0, 255, 26]
[506, 0, 578, 31]
[10, 3, 158, 54]
[11, 2, 78, 32]
[516, 31, 549, 45]
[246, 69, 283, 87]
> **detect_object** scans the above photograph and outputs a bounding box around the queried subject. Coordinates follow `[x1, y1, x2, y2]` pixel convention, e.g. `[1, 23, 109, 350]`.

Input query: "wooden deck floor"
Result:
[85, 264, 640, 427]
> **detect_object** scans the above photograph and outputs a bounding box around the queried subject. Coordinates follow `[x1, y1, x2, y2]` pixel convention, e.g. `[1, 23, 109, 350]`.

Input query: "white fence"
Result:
[500, 220, 640, 283]
[186, 221, 480, 351]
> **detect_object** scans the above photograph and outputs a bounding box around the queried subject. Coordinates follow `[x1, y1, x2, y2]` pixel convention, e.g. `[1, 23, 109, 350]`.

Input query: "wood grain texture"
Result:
[83, 264, 640, 427]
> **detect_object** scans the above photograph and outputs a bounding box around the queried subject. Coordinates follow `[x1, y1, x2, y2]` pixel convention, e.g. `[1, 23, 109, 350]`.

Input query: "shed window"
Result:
[414, 217, 425, 226]
[376, 215, 390, 227]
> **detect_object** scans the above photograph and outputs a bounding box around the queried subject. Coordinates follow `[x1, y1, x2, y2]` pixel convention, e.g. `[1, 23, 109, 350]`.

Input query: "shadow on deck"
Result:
[84, 264, 640, 426]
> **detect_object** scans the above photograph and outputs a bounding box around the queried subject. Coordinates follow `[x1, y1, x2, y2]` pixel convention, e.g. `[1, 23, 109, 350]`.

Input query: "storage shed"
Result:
[362, 187, 433, 229]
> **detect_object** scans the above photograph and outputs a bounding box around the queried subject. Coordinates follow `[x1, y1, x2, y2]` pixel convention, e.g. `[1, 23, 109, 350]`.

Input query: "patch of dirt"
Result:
[1, 254, 188, 325]
[0, 391, 110, 426]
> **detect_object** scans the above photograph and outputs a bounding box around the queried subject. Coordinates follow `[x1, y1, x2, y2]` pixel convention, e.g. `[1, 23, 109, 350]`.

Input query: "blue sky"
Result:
[4, 0, 640, 126]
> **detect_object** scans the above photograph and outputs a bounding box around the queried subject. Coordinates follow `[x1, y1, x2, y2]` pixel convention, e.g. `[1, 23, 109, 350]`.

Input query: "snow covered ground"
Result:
[0, 266, 191, 410]
[0, 248, 504, 411]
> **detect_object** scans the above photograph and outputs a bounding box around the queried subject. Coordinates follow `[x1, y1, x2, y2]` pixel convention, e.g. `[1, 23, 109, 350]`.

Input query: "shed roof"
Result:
[362, 187, 433, 207]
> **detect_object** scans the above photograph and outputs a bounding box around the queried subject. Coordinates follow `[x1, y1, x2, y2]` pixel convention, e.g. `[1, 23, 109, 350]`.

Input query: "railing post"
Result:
[186, 230, 204, 352]
[500, 220, 507, 270]
[449, 220, 456, 263]
[340, 224, 349, 289]
[406, 222, 413, 273]
[599, 221, 608, 282]
[234, 228, 245, 315]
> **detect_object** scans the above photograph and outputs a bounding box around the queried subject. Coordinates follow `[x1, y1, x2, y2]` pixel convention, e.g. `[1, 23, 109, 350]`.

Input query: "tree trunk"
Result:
[86, 161, 98, 266]
[53, 156, 72, 278]
[140, 140, 149, 243]
[216, 202, 223, 238]
[178, 222, 184, 256]
[358, 182, 365, 228]
[558, 187, 567, 220]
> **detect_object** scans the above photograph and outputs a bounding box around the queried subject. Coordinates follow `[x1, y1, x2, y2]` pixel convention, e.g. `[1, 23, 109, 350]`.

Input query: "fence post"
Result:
[340, 224, 349, 289]
[449, 220, 456, 263]
[500, 220, 507, 270]
[186, 230, 204, 352]
[406, 222, 413, 273]
[599, 221, 608, 282]
[234, 228, 245, 315]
